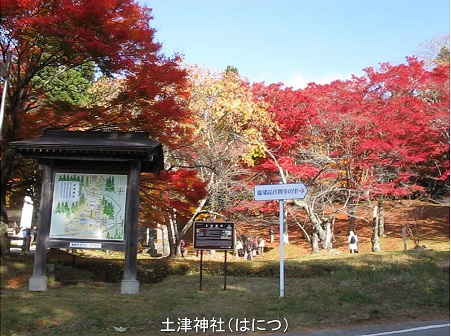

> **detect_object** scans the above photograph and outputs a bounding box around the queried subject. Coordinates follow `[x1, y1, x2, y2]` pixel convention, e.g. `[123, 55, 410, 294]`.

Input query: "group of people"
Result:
[236, 228, 359, 257]
[234, 226, 276, 260]
[11, 222, 37, 248]
[236, 236, 267, 260]
[180, 226, 359, 258]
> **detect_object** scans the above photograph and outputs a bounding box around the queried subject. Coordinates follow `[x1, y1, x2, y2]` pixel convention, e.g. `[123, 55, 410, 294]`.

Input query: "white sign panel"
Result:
[254, 183, 308, 201]
[69, 242, 102, 249]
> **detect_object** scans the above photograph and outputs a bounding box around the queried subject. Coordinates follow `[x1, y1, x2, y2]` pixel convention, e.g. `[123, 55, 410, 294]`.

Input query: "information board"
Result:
[194, 222, 235, 250]
[49, 172, 127, 241]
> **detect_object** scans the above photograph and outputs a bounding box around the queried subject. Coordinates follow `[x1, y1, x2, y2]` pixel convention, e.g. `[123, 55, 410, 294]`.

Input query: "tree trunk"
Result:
[1, 80, 29, 227]
[0, 146, 17, 225]
[178, 174, 214, 240]
[322, 220, 333, 251]
[371, 204, 381, 252]
[166, 214, 177, 257]
[348, 203, 356, 233]
[295, 200, 326, 242]
[287, 205, 310, 242]
[378, 199, 385, 237]
[311, 231, 319, 253]
[330, 215, 336, 242]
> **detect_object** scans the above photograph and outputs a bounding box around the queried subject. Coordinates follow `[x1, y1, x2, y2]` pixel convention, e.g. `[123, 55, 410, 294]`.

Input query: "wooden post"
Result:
[121, 161, 141, 294]
[29, 161, 53, 291]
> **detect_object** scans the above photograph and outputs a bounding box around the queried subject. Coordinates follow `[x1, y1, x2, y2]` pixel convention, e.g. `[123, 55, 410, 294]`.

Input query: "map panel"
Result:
[50, 173, 127, 241]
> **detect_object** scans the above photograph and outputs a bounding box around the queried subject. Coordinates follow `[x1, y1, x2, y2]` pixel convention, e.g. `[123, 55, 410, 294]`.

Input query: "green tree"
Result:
[31, 62, 96, 111]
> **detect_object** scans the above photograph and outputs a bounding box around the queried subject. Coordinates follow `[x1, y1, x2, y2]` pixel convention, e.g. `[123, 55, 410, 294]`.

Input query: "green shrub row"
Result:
[47, 255, 350, 283]
[46, 249, 449, 285]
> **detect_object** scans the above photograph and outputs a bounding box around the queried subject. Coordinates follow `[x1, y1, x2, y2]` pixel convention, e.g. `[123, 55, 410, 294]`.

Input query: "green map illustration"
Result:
[50, 173, 127, 240]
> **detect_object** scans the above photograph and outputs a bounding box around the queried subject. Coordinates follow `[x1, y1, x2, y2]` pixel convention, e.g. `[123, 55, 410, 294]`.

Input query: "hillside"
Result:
[188, 200, 449, 261]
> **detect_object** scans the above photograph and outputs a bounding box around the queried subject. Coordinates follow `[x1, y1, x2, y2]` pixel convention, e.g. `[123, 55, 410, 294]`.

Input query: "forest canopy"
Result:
[1, 0, 449, 255]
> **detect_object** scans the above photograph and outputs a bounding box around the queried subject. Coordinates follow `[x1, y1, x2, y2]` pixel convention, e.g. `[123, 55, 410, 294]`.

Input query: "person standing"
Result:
[258, 237, 265, 255]
[348, 231, 358, 253]
[13, 221, 19, 235]
[252, 237, 258, 257]
[244, 238, 253, 260]
[269, 226, 275, 244]
[29, 225, 37, 247]
[180, 239, 186, 257]
[236, 239, 243, 257]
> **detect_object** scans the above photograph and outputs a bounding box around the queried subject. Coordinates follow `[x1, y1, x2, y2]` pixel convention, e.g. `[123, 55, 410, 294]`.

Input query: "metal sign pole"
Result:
[254, 182, 308, 298]
[224, 250, 227, 291]
[279, 199, 285, 298]
[199, 250, 203, 291]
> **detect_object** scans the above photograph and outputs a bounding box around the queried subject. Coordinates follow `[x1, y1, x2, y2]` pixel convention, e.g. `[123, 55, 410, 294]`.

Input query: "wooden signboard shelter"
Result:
[11, 130, 164, 294]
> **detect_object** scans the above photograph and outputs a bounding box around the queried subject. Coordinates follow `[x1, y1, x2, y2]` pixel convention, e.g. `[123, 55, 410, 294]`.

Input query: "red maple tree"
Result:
[248, 56, 449, 251]
[1, 0, 194, 226]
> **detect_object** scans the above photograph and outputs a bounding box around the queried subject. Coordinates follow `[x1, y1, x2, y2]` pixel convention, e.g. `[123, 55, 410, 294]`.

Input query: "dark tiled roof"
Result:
[10, 130, 164, 172]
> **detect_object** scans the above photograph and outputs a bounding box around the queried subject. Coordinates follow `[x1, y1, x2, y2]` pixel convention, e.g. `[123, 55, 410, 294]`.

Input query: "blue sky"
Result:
[138, 0, 449, 88]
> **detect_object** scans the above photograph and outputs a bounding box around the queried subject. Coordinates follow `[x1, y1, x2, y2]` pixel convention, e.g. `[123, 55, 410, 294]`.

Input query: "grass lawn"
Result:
[1, 249, 449, 336]
[2, 200, 449, 335]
